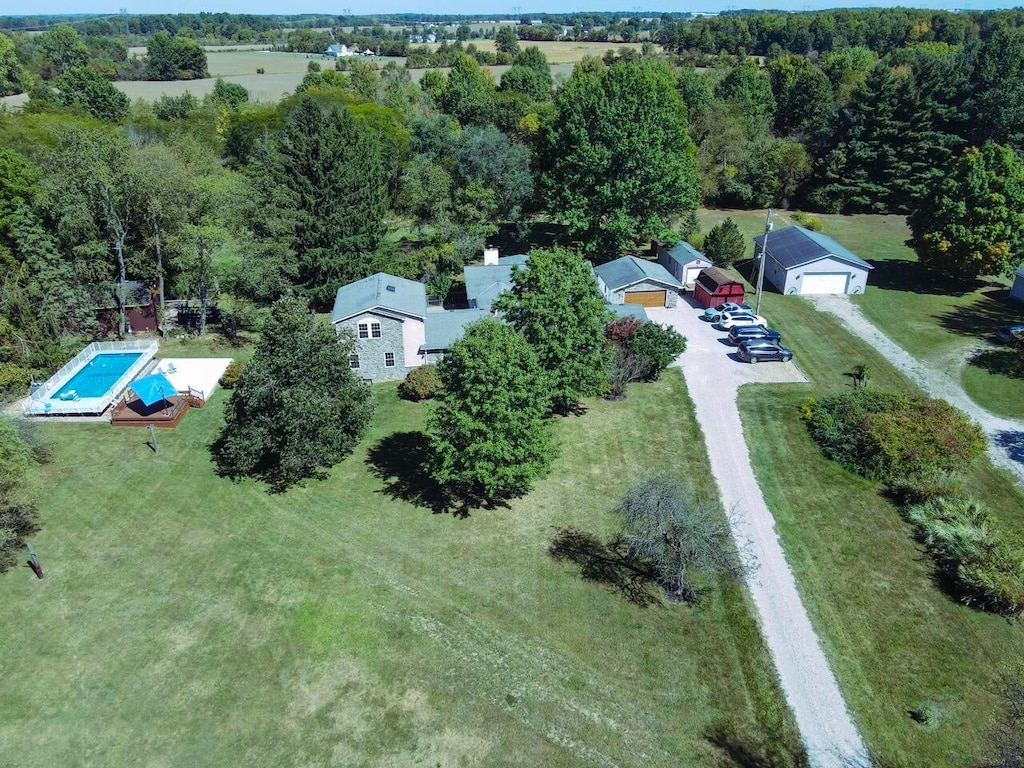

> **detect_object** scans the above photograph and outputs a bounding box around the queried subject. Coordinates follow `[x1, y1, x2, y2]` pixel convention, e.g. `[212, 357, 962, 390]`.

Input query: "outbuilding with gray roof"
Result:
[1011, 266, 1024, 304]
[594, 255, 682, 308]
[753, 225, 873, 296]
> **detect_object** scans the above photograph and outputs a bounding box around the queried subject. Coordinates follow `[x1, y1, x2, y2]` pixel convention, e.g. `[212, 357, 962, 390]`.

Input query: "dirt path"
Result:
[648, 305, 868, 768]
[809, 295, 1024, 485]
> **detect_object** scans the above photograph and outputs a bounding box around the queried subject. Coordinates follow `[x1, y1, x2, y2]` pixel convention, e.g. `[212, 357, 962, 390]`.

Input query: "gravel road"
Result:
[648, 303, 868, 768]
[809, 294, 1024, 485]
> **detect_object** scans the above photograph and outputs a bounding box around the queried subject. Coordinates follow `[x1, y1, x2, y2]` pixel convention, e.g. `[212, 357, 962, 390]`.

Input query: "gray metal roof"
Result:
[607, 303, 649, 321]
[754, 225, 872, 271]
[331, 273, 427, 323]
[423, 309, 492, 350]
[594, 256, 683, 291]
[665, 241, 708, 266]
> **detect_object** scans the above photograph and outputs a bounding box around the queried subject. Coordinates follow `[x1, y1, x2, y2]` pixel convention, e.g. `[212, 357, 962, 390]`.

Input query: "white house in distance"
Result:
[753, 224, 873, 295]
[656, 241, 713, 291]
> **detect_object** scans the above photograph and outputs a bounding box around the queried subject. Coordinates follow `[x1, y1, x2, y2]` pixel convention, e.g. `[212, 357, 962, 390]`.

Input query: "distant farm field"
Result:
[423, 38, 644, 64]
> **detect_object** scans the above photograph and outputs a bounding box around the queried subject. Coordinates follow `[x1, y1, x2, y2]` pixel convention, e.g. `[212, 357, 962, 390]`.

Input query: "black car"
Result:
[728, 325, 782, 345]
[995, 324, 1024, 344]
[737, 339, 793, 363]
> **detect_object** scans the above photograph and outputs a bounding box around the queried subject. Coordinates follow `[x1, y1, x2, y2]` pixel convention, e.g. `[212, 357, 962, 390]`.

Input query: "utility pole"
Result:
[755, 209, 772, 317]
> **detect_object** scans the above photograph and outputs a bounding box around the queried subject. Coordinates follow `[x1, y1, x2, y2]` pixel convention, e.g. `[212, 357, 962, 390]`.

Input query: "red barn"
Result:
[693, 267, 746, 309]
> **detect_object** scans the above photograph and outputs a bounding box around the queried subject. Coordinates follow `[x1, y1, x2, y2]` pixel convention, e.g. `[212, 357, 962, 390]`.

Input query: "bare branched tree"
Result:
[616, 474, 750, 602]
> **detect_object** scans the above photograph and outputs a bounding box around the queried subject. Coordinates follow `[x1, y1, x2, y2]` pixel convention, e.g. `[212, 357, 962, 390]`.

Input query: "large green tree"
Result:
[493, 247, 612, 413]
[214, 295, 374, 491]
[439, 54, 496, 128]
[0, 33, 26, 96]
[909, 143, 1024, 278]
[57, 66, 129, 122]
[145, 31, 209, 81]
[429, 318, 554, 503]
[967, 26, 1024, 154]
[257, 95, 389, 305]
[540, 58, 699, 255]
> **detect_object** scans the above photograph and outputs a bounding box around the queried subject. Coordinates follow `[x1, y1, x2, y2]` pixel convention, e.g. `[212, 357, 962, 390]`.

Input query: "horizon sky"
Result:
[5, 0, 1018, 19]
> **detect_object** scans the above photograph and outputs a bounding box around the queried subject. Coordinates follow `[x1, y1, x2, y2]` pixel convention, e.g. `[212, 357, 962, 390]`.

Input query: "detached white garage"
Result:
[753, 225, 872, 296]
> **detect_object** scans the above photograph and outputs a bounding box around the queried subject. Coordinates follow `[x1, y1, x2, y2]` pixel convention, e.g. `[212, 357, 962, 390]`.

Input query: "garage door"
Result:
[799, 273, 849, 295]
[683, 266, 705, 288]
[625, 290, 667, 307]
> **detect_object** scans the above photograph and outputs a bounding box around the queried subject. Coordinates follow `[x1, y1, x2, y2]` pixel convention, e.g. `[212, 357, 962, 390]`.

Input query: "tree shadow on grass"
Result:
[364, 431, 511, 518]
[548, 527, 660, 607]
[704, 722, 810, 768]
[868, 257, 986, 297]
[968, 349, 1024, 380]
[993, 430, 1024, 467]
[936, 286, 1023, 340]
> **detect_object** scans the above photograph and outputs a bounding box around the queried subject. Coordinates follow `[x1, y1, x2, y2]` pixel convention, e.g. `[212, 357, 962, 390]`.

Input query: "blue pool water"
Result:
[51, 353, 143, 400]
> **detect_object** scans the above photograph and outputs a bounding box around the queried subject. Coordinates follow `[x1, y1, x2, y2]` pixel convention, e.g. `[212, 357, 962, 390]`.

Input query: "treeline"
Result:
[660, 7, 1024, 58]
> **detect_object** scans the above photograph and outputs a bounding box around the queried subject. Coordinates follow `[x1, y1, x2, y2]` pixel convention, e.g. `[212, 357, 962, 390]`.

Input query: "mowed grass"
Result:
[695, 208, 1024, 417]
[0, 371, 802, 767]
[735, 290, 1024, 766]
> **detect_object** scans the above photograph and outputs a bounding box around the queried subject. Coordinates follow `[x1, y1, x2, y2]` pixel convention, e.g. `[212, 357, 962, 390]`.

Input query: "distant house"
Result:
[753, 225, 873, 296]
[594, 255, 682, 308]
[463, 252, 529, 310]
[693, 267, 745, 309]
[1011, 267, 1024, 304]
[331, 273, 427, 382]
[325, 43, 354, 57]
[656, 241, 713, 291]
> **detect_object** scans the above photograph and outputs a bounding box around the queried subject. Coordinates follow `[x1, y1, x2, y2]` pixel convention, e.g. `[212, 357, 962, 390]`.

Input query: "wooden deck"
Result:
[110, 387, 205, 428]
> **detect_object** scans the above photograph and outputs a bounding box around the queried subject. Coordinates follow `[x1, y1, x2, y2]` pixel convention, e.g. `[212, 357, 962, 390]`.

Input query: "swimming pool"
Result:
[24, 340, 158, 416]
[52, 353, 143, 400]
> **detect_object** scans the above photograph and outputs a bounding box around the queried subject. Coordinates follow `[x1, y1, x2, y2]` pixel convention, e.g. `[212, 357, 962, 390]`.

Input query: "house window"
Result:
[349, 354, 360, 369]
[384, 352, 395, 367]
[371, 322, 381, 338]
[357, 323, 369, 339]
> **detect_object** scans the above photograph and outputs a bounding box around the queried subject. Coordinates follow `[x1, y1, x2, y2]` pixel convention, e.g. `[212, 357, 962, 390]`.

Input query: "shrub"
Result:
[904, 496, 1024, 617]
[398, 364, 443, 401]
[219, 360, 245, 389]
[604, 316, 642, 343]
[256, 67, 265, 74]
[790, 211, 823, 231]
[0, 500, 40, 574]
[626, 322, 687, 381]
[887, 469, 963, 506]
[806, 389, 986, 482]
[911, 700, 940, 728]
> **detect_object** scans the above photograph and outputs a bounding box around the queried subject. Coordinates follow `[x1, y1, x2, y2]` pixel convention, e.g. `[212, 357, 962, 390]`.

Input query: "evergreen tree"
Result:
[259, 96, 389, 306]
[493, 247, 612, 413]
[214, 295, 375, 491]
[703, 218, 747, 267]
[909, 143, 1024, 278]
[429, 318, 555, 503]
[540, 59, 699, 255]
[968, 27, 1024, 153]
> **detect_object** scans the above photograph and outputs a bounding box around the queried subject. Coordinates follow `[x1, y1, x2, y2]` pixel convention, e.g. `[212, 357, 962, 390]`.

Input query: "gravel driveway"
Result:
[810, 294, 1024, 485]
[648, 300, 867, 768]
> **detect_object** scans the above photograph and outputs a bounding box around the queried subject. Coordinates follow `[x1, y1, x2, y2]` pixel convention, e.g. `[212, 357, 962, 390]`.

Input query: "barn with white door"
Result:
[753, 225, 872, 296]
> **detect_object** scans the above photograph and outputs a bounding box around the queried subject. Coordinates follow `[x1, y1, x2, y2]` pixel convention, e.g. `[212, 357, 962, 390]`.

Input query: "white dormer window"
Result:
[371, 322, 381, 338]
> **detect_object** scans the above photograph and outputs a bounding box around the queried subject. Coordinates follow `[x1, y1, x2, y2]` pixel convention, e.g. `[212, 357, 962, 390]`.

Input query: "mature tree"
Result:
[495, 25, 521, 56]
[429, 318, 554, 503]
[57, 66, 129, 122]
[0, 33, 26, 96]
[976, 663, 1024, 768]
[703, 217, 746, 267]
[676, 66, 714, 134]
[968, 27, 1024, 154]
[909, 143, 1024, 278]
[439, 55, 496, 127]
[540, 58, 700, 255]
[715, 59, 777, 133]
[210, 78, 249, 109]
[145, 31, 209, 81]
[397, 156, 453, 228]
[499, 45, 552, 101]
[769, 56, 834, 141]
[617, 474, 747, 602]
[452, 125, 533, 223]
[257, 95, 389, 305]
[214, 295, 374, 491]
[493, 247, 612, 413]
[35, 25, 89, 79]
[626, 322, 687, 380]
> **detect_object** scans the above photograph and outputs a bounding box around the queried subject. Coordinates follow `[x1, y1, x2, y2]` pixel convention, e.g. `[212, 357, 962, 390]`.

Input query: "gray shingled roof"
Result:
[753, 225, 872, 271]
[594, 256, 683, 291]
[607, 303, 649, 321]
[331, 273, 427, 323]
[665, 241, 707, 265]
[423, 309, 491, 350]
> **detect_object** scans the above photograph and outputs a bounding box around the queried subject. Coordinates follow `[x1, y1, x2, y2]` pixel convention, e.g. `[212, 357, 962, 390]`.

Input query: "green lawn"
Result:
[0, 372, 802, 767]
[735, 292, 1024, 767]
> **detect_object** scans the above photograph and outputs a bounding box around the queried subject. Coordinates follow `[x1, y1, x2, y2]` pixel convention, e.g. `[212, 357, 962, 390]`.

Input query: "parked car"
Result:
[995, 324, 1024, 344]
[728, 325, 782, 345]
[703, 301, 751, 322]
[718, 312, 768, 330]
[737, 339, 793, 363]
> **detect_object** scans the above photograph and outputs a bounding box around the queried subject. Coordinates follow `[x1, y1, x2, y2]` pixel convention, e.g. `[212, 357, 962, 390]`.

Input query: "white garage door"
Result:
[683, 266, 705, 288]
[800, 273, 849, 295]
